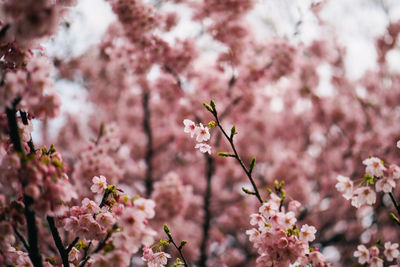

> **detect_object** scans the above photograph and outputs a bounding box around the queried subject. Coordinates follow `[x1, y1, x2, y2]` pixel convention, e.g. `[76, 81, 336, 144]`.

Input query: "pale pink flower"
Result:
[300, 224, 316, 243]
[390, 164, 400, 179]
[68, 247, 80, 262]
[246, 228, 261, 242]
[370, 256, 384, 267]
[195, 143, 211, 154]
[81, 198, 100, 214]
[397, 140, 400, 149]
[64, 216, 79, 231]
[335, 175, 353, 200]
[142, 247, 171, 267]
[250, 214, 266, 227]
[351, 186, 376, 208]
[385, 242, 400, 262]
[90, 175, 107, 194]
[195, 123, 210, 142]
[24, 183, 41, 200]
[133, 198, 156, 219]
[96, 212, 116, 229]
[280, 211, 296, 228]
[151, 252, 171, 267]
[370, 246, 380, 257]
[375, 177, 396, 193]
[363, 157, 386, 177]
[308, 251, 327, 266]
[183, 119, 196, 138]
[259, 201, 279, 217]
[354, 244, 370, 264]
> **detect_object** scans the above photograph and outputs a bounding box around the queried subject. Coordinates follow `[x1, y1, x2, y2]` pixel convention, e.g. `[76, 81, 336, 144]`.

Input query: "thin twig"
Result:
[14, 227, 29, 251]
[164, 227, 189, 267]
[211, 107, 263, 204]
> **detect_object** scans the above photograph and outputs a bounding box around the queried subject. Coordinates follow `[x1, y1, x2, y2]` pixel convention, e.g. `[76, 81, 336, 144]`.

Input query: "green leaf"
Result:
[210, 99, 216, 109]
[390, 212, 399, 223]
[163, 224, 171, 235]
[217, 152, 235, 157]
[179, 240, 187, 249]
[203, 103, 213, 113]
[250, 157, 256, 172]
[230, 125, 237, 139]
[208, 121, 216, 129]
[242, 187, 256, 195]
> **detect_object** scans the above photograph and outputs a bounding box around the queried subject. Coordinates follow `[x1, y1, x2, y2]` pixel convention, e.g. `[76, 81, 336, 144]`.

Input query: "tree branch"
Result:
[47, 216, 70, 267]
[6, 100, 43, 267]
[142, 90, 154, 198]
[198, 154, 215, 267]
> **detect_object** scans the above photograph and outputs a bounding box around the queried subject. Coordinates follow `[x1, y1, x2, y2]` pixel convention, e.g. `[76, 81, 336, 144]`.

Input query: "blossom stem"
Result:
[168, 235, 189, 267]
[212, 109, 263, 204]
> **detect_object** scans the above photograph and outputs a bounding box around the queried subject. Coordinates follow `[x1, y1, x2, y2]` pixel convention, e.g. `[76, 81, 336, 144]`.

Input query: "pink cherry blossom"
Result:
[384, 242, 400, 262]
[375, 177, 396, 193]
[335, 175, 353, 200]
[195, 143, 212, 154]
[354, 245, 370, 264]
[68, 247, 80, 262]
[195, 123, 210, 142]
[363, 157, 386, 177]
[351, 186, 376, 208]
[90, 175, 107, 194]
[300, 224, 316, 243]
[183, 119, 196, 138]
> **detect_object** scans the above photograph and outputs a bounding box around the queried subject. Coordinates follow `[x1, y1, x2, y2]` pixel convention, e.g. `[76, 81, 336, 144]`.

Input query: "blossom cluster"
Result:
[59, 176, 157, 266]
[0, 145, 76, 217]
[1, 56, 61, 119]
[142, 246, 171, 267]
[151, 172, 193, 220]
[246, 193, 327, 266]
[354, 242, 400, 266]
[336, 156, 400, 208]
[183, 119, 211, 154]
[72, 123, 123, 189]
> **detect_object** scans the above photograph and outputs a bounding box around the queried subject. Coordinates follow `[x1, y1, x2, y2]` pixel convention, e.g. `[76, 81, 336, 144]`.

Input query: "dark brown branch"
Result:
[23, 196, 43, 267]
[153, 136, 175, 155]
[198, 154, 215, 267]
[47, 216, 70, 267]
[14, 226, 29, 251]
[0, 23, 10, 39]
[164, 65, 183, 89]
[6, 98, 23, 154]
[143, 90, 154, 197]
[6, 100, 43, 267]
